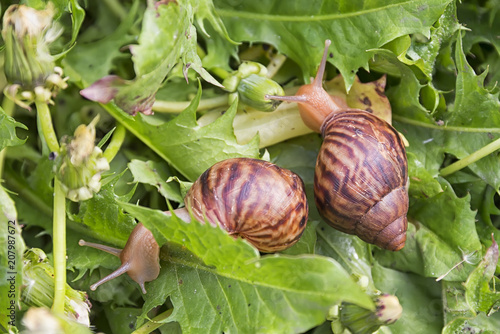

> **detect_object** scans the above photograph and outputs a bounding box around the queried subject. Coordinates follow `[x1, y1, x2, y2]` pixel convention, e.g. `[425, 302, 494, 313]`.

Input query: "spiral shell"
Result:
[185, 158, 309, 252]
[314, 111, 408, 251]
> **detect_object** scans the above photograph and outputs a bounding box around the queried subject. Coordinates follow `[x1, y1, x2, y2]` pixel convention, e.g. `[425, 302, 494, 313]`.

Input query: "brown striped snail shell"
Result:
[186, 157, 309, 253]
[266, 40, 408, 251]
[79, 157, 309, 292]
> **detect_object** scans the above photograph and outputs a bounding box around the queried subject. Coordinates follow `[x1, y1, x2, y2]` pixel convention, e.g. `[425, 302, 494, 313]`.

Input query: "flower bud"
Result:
[237, 74, 285, 111]
[55, 118, 110, 202]
[2, 4, 67, 109]
[22, 249, 91, 326]
[22, 307, 92, 333]
[237, 61, 267, 78]
[340, 294, 403, 334]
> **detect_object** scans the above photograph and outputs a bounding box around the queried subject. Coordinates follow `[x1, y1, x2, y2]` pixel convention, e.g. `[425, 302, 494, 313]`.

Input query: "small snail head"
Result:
[79, 223, 160, 294]
[266, 40, 344, 132]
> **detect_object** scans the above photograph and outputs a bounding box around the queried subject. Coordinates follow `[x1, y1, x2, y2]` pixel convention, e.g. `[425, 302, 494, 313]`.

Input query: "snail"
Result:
[79, 157, 309, 292]
[266, 40, 408, 251]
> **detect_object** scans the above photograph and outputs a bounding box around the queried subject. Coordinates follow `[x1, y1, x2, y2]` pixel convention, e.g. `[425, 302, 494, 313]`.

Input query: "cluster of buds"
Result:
[2, 4, 68, 109]
[222, 61, 285, 111]
[54, 117, 110, 202]
[22, 248, 91, 326]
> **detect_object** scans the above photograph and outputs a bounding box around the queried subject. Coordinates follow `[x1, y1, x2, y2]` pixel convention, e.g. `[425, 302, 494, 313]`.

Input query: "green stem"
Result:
[393, 115, 500, 133]
[132, 308, 173, 334]
[103, 124, 126, 163]
[153, 95, 229, 113]
[103, 0, 127, 20]
[440, 137, 500, 176]
[36, 101, 60, 152]
[34, 101, 66, 314]
[2, 96, 15, 116]
[0, 97, 16, 178]
[51, 178, 66, 314]
[211, 67, 230, 80]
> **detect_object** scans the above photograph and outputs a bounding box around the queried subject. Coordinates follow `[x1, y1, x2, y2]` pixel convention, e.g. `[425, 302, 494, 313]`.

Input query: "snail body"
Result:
[266, 40, 408, 251]
[80, 157, 308, 292]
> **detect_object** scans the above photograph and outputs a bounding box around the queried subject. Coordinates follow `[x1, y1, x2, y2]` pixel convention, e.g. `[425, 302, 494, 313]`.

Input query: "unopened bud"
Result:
[2, 4, 67, 109]
[237, 74, 285, 111]
[55, 118, 110, 202]
[340, 294, 402, 334]
[22, 249, 91, 327]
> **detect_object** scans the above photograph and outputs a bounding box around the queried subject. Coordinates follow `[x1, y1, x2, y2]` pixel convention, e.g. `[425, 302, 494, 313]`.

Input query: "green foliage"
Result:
[0, 109, 27, 150]
[102, 87, 260, 181]
[215, 0, 452, 89]
[2, 0, 500, 333]
[120, 202, 373, 333]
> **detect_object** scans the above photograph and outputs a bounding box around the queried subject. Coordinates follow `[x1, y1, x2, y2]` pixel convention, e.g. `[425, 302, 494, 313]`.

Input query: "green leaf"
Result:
[407, 151, 443, 199]
[443, 312, 500, 334]
[459, 2, 500, 55]
[128, 159, 183, 203]
[316, 222, 378, 295]
[63, 1, 138, 85]
[375, 180, 482, 281]
[80, 0, 222, 115]
[0, 108, 27, 151]
[371, 49, 432, 121]
[68, 173, 137, 248]
[406, 1, 461, 79]
[118, 202, 374, 333]
[102, 87, 260, 181]
[464, 238, 500, 315]
[442, 32, 500, 190]
[215, 0, 452, 90]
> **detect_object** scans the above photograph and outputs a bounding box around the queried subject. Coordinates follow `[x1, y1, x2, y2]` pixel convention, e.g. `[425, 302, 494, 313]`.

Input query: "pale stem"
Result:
[103, 124, 126, 163]
[440, 136, 500, 176]
[131, 308, 174, 334]
[51, 178, 66, 314]
[266, 53, 287, 78]
[153, 95, 229, 113]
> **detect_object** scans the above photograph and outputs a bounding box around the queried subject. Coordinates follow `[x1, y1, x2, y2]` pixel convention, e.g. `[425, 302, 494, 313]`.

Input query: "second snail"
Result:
[267, 40, 409, 251]
[80, 157, 309, 293]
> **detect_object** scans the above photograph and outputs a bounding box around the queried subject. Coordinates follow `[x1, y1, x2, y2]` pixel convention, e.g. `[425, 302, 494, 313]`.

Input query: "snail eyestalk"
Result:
[265, 39, 342, 132]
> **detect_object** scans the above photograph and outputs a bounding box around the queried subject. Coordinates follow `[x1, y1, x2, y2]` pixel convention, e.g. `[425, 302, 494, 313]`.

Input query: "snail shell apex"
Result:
[186, 158, 309, 252]
[314, 111, 408, 251]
